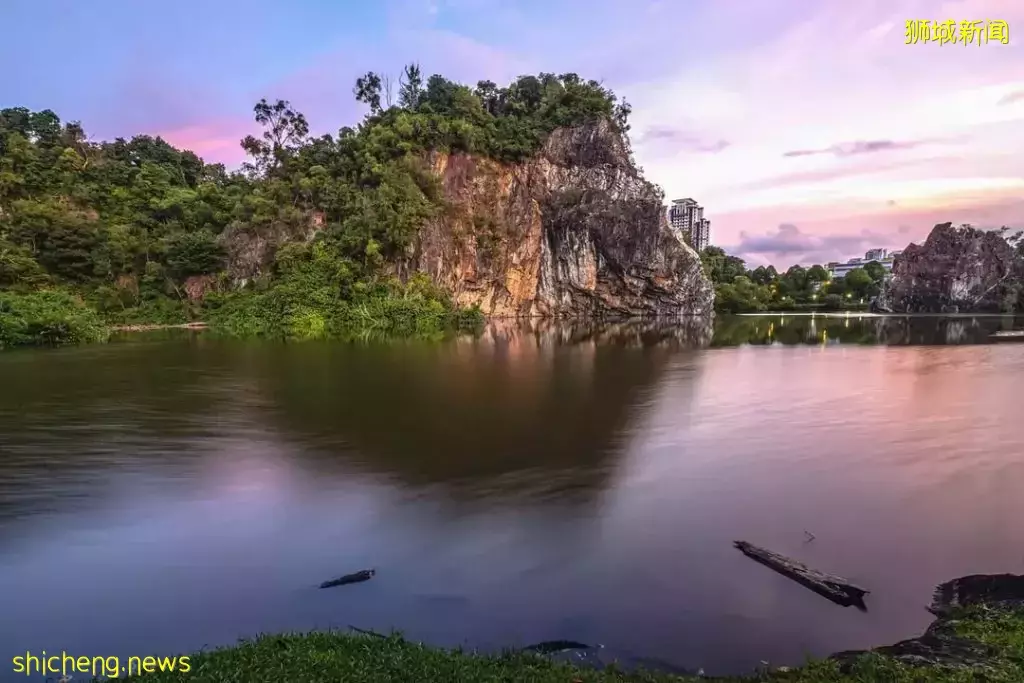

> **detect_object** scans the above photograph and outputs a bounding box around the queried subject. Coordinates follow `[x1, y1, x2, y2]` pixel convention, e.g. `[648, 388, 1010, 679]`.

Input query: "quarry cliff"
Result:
[876, 223, 1024, 314]
[397, 120, 714, 318]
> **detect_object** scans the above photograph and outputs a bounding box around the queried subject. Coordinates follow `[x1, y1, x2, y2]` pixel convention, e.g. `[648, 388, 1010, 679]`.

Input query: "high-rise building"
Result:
[695, 218, 711, 253]
[668, 198, 711, 252]
[864, 248, 888, 261]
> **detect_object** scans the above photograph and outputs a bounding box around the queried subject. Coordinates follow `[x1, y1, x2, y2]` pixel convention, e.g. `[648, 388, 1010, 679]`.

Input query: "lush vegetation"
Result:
[0, 67, 631, 347]
[115, 603, 1024, 682]
[0, 289, 107, 348]
[700, 247, 887, 314]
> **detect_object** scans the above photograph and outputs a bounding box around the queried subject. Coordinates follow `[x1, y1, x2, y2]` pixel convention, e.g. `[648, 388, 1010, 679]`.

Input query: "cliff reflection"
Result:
[248, 318, 706, 499]
[476, 316, 715, 349]
[712, 314, 1023, 347]
[0, 318, 708, 526]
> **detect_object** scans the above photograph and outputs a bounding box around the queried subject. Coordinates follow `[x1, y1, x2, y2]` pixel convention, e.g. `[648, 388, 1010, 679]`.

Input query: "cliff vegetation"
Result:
[0, 67, 639, 347]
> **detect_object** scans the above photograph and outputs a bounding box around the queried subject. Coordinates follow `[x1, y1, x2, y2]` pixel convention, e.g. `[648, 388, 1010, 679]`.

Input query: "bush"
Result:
[0, 290, 109, 348]
[823, 294, 843, 310]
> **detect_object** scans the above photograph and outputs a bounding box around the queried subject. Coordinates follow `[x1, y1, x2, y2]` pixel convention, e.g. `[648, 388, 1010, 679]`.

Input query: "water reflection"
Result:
[479, 316, 715, 348]
[0, 317, 718, 530]
[712, 313, 1024, 347]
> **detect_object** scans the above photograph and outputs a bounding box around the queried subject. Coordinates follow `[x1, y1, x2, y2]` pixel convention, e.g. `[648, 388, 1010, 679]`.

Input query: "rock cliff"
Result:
[399, 120, 714, 317]
[876, 223, 1024, 313]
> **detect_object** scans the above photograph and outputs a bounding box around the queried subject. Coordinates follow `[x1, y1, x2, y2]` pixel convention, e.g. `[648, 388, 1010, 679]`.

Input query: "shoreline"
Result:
[110, 322, 209, 332]
[119, 573, 1024, 682]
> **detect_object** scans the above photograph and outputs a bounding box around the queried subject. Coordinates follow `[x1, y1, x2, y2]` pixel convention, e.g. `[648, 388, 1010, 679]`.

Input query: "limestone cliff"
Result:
[875, 223, 1024, 313]
[399, 120, 714, 317]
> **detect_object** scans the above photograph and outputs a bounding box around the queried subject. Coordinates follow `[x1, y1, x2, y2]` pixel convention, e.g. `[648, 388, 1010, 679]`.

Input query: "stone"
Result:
[831, 573, 1024, 672]
[875, 223, 1024, 313]
[398, 120, 714, 318]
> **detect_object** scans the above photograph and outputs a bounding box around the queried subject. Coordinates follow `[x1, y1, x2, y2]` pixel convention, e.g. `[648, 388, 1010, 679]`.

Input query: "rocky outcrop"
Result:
[222, 210, 326, 286]
[401, 120, 713, 318]
[875, 223, 1024, 313]
[832, 574, 1024, 672]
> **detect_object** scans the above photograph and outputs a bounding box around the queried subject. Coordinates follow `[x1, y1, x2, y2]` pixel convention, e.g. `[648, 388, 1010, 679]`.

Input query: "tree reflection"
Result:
[711, 314, 1023, 347]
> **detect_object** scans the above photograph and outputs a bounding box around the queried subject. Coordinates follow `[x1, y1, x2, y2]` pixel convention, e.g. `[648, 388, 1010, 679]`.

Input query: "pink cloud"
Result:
[738, 156, 960, 191]
[716, 197, 1024, 268]
[157, 117, 256, 166]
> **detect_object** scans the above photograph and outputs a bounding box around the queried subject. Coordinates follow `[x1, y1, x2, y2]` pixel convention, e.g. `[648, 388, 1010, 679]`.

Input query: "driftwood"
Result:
[734, 541, 868, 608]
[320, 568, 375, 589]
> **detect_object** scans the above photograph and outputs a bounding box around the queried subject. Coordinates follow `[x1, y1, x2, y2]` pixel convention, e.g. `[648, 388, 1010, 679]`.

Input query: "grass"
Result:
[112, 605, 1024, 683]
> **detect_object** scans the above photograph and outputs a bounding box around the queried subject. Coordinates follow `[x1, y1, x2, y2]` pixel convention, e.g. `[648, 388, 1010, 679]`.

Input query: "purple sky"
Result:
[2, 0, 1022, 267]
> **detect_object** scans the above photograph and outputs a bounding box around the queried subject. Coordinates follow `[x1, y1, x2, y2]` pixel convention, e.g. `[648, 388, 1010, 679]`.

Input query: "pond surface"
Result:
[3, 314, 1024, 678]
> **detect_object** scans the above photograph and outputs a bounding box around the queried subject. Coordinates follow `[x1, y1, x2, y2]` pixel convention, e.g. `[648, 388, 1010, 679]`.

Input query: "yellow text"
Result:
[12, 651, 191, 678]
[904, 19, 1010, 45]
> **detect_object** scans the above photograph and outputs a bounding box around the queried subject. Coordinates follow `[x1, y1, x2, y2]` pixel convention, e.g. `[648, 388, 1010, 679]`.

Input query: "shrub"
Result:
[0, 290, 108, 348]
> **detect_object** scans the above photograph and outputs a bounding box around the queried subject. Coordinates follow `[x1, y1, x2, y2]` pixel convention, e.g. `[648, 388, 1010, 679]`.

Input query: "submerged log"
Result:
[320, 568, 375, 589]
[734, 541, 868, 608]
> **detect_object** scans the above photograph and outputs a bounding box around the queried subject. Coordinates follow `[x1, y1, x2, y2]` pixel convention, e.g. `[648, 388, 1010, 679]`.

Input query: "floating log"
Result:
[320, 568, 375, 589]
[734, 541, 868, 608]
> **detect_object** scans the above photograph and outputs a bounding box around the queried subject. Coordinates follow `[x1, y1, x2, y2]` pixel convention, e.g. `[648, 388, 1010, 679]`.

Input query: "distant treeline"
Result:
[700, 246, 885, 313]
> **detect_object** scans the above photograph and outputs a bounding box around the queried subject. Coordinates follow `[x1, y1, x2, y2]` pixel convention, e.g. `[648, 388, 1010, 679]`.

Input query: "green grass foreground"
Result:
[116, 605, 1024, 683]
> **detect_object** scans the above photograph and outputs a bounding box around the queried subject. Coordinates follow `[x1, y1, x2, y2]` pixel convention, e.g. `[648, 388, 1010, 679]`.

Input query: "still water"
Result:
[2, 314, 1024, 678]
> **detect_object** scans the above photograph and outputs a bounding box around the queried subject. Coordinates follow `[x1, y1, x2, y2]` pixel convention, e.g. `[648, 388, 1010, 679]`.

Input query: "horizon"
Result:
[2, 0, 1021, 269]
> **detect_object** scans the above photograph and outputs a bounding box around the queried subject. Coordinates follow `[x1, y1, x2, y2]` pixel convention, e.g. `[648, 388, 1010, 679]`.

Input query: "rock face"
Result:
[876, 223, 1024, 313]
[400, 120, 714, 317]
[832, 574, 1024, 672]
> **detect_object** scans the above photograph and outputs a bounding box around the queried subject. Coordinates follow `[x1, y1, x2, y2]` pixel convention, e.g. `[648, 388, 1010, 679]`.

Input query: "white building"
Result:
[828, 248, 898, 279]
[668, 198, 711, 252]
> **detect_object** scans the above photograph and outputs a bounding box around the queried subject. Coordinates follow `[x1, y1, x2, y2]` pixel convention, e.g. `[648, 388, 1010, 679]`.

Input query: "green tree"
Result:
[163, 230, 225, 280]
[354, 72, 383, 115]
[807, 264, 829, 283]
[240, 99, 309, 177]
[398, 63, 424, 110]
[843, 267, 876, 299]
[700, 246, 747, 284]
[863, 260, 887, 283]
[750, 265, 778, 285]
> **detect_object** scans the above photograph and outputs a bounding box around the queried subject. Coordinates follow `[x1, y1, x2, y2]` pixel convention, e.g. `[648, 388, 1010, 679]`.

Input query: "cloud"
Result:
[637, 126, 730, 154]
[738, 156, 951, 191]
[711, 195, 1024, 268]
[157, 118, 257, 166]
[728, 223, 904, 265]
[782, 139, 931, 158]
[998, 90, 1024, 106]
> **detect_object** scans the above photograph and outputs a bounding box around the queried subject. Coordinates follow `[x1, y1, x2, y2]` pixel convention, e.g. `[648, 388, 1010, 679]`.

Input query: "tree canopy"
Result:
[700, 248, 890, 313]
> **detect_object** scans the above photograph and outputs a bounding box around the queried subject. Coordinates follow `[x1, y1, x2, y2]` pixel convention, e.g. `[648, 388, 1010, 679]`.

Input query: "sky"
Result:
[2, 0, 1022, 268]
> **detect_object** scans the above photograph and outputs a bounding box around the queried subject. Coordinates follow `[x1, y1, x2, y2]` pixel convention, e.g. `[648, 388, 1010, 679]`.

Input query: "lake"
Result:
[3, 313, 1024, 678]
